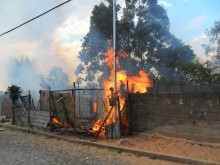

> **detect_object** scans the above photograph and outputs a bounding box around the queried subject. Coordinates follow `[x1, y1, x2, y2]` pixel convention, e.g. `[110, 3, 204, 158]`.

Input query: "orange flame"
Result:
[92, 119, 103, 132]
[51, 117, 69, 127]
[92, 47, 152, 136]
[52, 117, 63, 125]
[93, 99, 97, 113]
[104, 48, 151, 104]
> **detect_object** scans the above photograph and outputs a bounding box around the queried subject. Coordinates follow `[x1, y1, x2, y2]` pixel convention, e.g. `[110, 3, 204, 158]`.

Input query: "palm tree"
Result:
[7, 85, 22, 125]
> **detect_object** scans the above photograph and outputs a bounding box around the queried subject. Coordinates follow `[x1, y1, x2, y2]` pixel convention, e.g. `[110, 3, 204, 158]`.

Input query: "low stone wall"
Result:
[1, 95, 12, 118]
[128, 86, 220, 139]
[0, 95, 23, 119]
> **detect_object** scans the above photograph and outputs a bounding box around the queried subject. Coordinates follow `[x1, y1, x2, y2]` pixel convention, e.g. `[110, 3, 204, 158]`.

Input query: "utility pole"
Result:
[113, 0, 121, 139]
[113, 0, 117, 123]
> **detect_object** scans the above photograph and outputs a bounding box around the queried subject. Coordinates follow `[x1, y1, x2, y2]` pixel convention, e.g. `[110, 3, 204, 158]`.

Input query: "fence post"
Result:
[11, 100, 15, 125]
[77, 83, 81, 117]
[73, 82, 76, 133]
[49, 86, 52, 132]
[126, 80, 131, 135]
[117, 95, 122, 138]
[28, 90, 31, 126]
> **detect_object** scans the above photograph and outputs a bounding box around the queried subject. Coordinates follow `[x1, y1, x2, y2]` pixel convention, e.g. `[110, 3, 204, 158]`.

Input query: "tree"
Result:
[207, 20, 220, 76]
[76, 0, 195, 87]
[174, 19, 220, 85]
[179, 19, 220, 85]
[40, 67, 71, 90]
[7, 84, 22, 102]
[129, 0, 195, 82]
[7, 84, 22, 125]
[179, 59, 218, 85]
[204, 20, 220, 59]
[76, 1, 119, 86]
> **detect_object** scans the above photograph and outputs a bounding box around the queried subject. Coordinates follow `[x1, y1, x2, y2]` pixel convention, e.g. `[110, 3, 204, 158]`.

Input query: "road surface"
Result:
[0, 128, 183, 165]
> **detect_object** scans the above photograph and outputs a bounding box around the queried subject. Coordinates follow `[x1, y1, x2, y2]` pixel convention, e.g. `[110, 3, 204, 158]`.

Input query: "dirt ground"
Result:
[97, 132, 220, 163]
[0, 128, 184, 165]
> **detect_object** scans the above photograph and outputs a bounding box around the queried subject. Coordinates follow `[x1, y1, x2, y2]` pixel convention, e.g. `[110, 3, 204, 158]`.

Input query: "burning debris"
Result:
[43, 48, 152, 139]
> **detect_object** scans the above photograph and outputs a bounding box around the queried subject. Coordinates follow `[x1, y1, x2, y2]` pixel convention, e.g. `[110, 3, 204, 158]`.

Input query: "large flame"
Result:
[92, 48, 152, 136]
[104, 48, 151, 94]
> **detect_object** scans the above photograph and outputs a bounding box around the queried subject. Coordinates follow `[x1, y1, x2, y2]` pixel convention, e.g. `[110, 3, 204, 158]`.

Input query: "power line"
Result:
[0, 0, 72, 37]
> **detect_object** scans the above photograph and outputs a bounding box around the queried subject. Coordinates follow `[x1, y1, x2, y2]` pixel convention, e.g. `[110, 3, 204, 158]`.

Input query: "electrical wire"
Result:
[66, 39, 82, 59]
[0, 0, 72, 37]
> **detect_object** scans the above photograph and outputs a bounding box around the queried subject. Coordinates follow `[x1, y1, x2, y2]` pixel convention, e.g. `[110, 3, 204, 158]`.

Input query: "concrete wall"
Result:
[128, 86, 220, 139]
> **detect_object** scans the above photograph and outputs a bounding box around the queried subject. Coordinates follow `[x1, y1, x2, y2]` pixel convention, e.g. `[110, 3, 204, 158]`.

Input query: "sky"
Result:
[0, 0, 219, 91]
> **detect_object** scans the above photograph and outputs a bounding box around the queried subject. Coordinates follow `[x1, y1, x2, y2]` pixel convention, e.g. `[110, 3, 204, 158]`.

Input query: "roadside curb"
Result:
[1, 123, 220, 165]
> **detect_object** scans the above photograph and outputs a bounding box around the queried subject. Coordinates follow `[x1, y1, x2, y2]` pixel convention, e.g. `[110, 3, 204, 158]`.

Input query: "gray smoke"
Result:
[7, 55, 41, 105]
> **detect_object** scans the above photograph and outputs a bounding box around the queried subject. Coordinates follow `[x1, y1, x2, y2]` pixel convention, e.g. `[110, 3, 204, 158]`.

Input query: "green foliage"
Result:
[175, 19, 220, 86]
[186, 19, 220, 85]
[211, 20, 220, 59]
[7, 85, 22, 101]
[204, 20, 220, 59]
[179, 59, 220, 85]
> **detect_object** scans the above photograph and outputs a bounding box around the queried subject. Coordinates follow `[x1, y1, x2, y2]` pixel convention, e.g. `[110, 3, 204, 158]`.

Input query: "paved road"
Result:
[0, 128, 183, 165]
